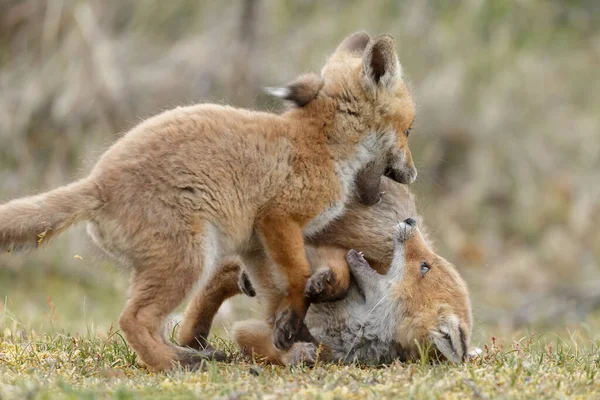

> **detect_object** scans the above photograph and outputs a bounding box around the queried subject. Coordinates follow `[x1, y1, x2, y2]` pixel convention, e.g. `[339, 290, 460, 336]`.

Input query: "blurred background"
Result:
[0, 0, 599, 344]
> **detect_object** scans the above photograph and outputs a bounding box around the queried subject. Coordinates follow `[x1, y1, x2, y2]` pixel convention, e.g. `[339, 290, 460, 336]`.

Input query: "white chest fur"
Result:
[302, 157, 355, 237]
[304, 133, 395, 237]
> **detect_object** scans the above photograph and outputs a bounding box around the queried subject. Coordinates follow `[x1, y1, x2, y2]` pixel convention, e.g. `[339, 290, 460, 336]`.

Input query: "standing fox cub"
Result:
[183, 179, 472, 365]
[0, 32, 416, 371]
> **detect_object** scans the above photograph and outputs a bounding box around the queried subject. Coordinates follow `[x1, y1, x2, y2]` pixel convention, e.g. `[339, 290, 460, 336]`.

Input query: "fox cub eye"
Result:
[404, 129, 410, 137]
[420, 261, 430, 277]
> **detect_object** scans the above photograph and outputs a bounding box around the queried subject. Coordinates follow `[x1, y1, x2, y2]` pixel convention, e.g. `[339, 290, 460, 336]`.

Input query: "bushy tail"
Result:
[0, 179, 103, 252]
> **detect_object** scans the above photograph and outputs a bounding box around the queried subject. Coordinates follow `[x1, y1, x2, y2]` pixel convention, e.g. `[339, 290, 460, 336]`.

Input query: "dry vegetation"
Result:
[1, 320, 599, 399]
[0, 0, 599, 398]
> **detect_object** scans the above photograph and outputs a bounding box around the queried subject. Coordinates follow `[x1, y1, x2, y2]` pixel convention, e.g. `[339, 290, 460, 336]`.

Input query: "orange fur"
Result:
[178, 258, 242, 350]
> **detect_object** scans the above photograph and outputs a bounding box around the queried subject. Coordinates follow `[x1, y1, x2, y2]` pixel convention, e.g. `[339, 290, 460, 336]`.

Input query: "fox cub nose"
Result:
[403, 217, 416, 227]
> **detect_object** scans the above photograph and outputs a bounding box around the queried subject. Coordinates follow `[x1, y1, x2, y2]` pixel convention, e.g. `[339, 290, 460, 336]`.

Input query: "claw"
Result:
[273, 309, 303, 350]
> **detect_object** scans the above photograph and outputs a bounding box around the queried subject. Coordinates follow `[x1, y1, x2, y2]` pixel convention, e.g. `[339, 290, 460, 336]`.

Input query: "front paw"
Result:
[283, 342, 317, 366]
[346, 249, 370, 269]
[273, 309, 304, 350]
[238, 270, 256, 297]
[357, 187, 386, 206]
[176, 347, 229, 370]
[304, 269, 347, 303]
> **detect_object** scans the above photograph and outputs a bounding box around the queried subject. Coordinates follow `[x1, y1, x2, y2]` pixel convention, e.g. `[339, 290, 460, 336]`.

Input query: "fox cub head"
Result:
[347, 218, 472, 363]
[267, 31, 417, 198]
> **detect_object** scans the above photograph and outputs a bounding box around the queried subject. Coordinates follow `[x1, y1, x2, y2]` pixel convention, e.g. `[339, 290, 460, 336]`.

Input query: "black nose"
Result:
[404, 217, 416, 227]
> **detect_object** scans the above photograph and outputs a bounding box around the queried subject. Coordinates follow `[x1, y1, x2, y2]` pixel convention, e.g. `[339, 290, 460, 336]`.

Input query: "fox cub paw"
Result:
[283, 342, 317, 366]
[237, 270, 256, 297]
[273, 309, 302, 350]
[273, 309, 314, 350]
[304, 269, 348, 303]
[358, 189, 385, 206]
[346, 249, 370, 269]
[176, 347, 228, 371]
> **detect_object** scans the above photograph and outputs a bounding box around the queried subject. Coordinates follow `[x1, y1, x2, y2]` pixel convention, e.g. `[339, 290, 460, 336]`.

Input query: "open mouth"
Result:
[384, 167, 415, 184]
[384, 167, 403, 183]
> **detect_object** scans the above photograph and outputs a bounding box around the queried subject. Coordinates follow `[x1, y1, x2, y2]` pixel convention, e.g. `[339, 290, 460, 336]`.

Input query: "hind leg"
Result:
[119, 261, 226, 371]
[233, 320, 318, 366]
[178, 258, 243, 350]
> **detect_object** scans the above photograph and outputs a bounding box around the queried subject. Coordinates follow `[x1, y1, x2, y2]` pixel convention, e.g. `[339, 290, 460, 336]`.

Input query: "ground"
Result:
[1, 323, 599, 399]
[0, 260, 599, 399]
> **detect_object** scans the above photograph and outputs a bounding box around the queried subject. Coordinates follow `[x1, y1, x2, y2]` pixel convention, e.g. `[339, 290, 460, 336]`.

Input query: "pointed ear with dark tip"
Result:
[362, 34, 401, 91]
[335, 30, 371, 55]
[264, 73, 323, 107]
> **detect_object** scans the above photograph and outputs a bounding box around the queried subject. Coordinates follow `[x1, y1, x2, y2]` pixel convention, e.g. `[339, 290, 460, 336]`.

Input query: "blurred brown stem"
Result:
[228, 0, 259, 106]
[74, 3, 128, 134]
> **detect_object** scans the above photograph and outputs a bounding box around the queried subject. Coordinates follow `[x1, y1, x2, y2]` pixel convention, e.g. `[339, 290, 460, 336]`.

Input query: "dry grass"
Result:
[1, 322, 599, 399]
[1, 299, 599, 399]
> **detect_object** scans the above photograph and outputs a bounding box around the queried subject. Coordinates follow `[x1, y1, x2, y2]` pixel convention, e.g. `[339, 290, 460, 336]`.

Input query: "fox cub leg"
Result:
[304, 246, 351, 303]
[118, 260, 227, 372]
[256, 213, 313, 350]
[233, 320, 318, 366]
[178, 259, 242, 350]
[237, 246, 351, 304]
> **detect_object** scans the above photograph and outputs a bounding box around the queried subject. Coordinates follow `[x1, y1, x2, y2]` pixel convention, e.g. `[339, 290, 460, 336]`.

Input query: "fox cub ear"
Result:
[362, 34, 402, 91]
[264, 73, 323, 107]
[335, 30, 371, 55]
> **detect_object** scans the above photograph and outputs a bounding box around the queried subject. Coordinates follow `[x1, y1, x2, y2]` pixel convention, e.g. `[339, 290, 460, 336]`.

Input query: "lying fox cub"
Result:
[233, 218, 472, 365]
[183, 179, 472, 365]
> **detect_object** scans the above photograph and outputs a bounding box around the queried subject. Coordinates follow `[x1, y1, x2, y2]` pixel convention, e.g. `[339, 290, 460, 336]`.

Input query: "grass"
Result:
[0, 276, 599, 399]
[1, 316, 599, 399]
